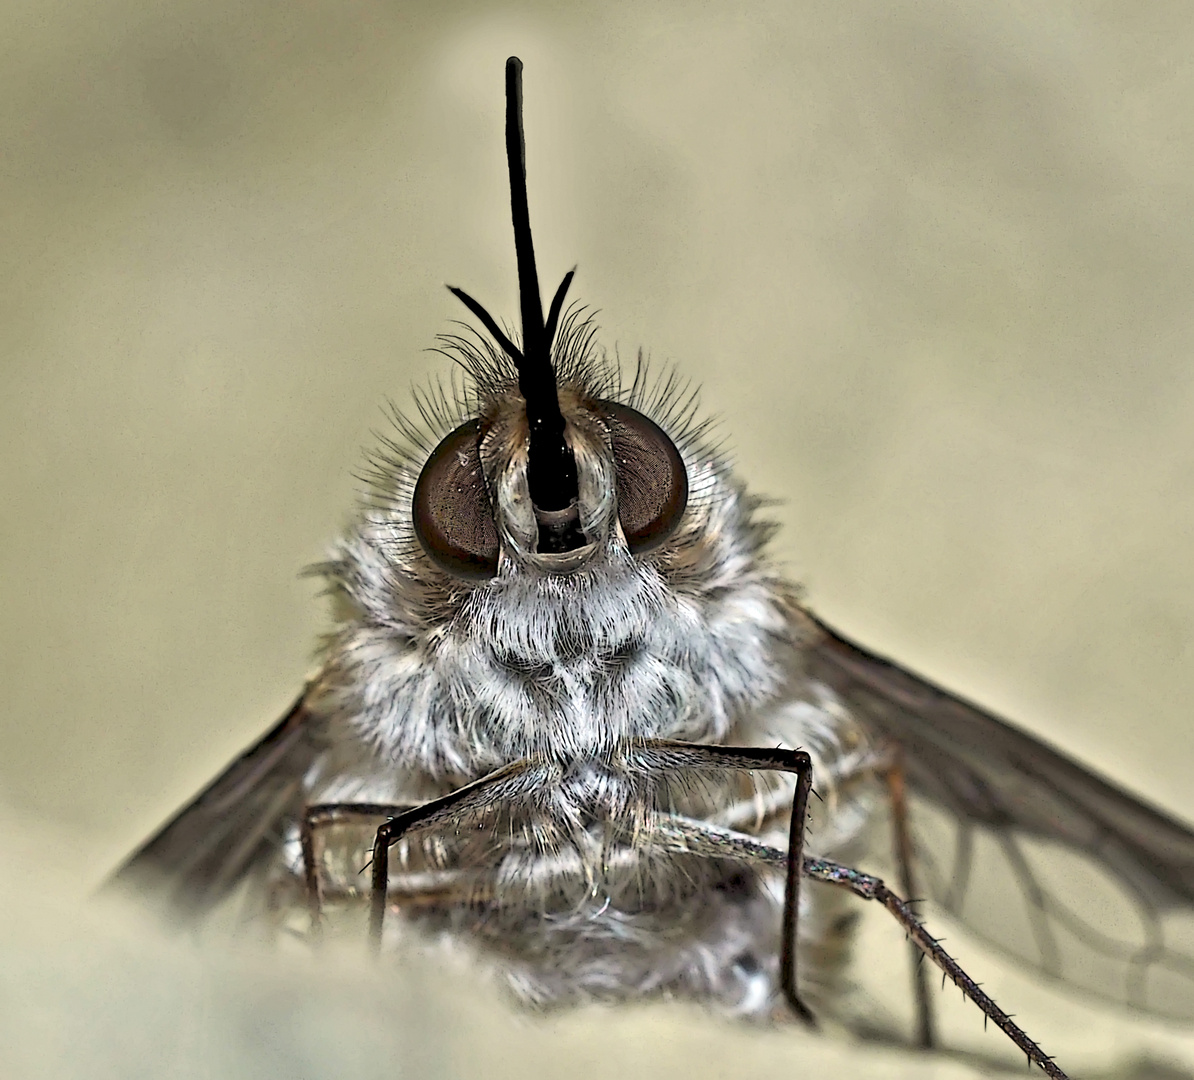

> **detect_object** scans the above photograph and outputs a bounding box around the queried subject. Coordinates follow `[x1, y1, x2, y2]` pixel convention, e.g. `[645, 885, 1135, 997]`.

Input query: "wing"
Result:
[799, 609, 1194, 1019]
[107, 690, 325, 918]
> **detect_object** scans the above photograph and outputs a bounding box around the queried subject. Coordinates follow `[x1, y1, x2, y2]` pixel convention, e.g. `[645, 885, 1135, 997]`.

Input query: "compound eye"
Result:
[412, 419, 499, 580]
[597, 401, 689, 553]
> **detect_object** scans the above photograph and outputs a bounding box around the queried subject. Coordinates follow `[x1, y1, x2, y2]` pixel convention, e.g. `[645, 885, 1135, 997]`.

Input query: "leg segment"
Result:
[301, 802, 418, 928]
[368, 757, 543, 948]
[884, 745, 937, 1048]
[805, 857, 1069, 1080]
[625, 741, 815, 1024]
[638, 814, 1069, 1080]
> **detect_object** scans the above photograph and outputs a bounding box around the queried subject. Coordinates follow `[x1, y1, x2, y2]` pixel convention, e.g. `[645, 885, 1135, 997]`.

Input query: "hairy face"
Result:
[313, 315, 795, 778]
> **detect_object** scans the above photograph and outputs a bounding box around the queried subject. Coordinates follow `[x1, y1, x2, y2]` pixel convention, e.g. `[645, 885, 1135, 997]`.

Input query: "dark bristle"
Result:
[446, 286, 522, 364]
[543, 268, 576, 354]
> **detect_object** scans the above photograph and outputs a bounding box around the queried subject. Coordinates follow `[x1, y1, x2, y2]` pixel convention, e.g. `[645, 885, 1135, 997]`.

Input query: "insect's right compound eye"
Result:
[597, 401, 689, 553]
[412, 419, 500, 580]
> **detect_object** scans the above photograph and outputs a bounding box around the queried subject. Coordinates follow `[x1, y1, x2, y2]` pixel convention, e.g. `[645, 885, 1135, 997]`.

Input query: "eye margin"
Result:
[411, 417, 500, 581]
[593, 399, 689, 554]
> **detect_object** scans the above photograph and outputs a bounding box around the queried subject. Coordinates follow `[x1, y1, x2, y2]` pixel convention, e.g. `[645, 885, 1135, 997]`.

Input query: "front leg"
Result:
[367, 757, 546, 947]
[623, 741, 815, 1023]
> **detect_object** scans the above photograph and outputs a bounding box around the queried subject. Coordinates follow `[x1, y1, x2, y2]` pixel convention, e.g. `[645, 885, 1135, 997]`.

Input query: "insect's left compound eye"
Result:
[412, 419, 500, 580]
[596, 401, 689, 553]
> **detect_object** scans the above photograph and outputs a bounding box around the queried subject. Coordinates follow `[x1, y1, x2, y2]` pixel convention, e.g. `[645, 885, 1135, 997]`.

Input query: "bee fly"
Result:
[112, 57, 1194, 1080]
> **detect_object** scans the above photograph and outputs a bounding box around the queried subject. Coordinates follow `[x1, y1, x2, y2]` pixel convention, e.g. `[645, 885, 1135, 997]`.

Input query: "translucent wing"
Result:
[800, 610, 1194, 1019]
[108, 692, 325, 917]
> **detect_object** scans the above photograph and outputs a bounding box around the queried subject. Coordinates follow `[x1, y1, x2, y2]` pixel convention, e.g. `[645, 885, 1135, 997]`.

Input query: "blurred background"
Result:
[3, 0, 1194, 1076]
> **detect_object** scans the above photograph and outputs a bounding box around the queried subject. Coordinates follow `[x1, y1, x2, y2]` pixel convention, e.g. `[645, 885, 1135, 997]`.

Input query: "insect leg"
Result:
[883, 744, 936, 1048]
[625, 741, 815, 1024]
[301, 802, 420, 930]
[639, 816, 1069, 1080]
[369, 757, 546, 949]
[804, 857, 1069, 1080]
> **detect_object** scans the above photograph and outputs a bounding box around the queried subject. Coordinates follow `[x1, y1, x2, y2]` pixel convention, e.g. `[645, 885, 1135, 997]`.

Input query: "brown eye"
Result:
[412, 419, 499, 580]
[597, 401, 689, 553]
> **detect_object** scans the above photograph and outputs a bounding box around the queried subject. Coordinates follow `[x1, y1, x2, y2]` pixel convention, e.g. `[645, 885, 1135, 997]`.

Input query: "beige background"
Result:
[3, 0, 1194, 1077]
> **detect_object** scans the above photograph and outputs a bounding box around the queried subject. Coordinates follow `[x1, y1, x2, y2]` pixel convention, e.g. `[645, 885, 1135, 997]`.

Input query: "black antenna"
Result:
[447, 56, 579, 514]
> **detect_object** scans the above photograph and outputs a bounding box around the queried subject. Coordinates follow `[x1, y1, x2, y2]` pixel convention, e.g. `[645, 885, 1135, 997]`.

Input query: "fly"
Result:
[110, 58, 1194, 1080]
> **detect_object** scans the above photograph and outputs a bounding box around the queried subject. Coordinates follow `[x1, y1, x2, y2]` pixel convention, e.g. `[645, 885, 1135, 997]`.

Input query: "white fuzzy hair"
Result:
[315, 311, 795, 778]
[287, 312, 878, 1017]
